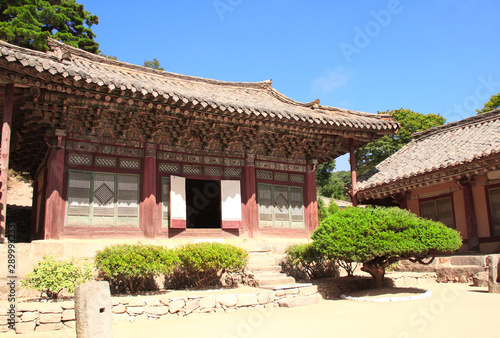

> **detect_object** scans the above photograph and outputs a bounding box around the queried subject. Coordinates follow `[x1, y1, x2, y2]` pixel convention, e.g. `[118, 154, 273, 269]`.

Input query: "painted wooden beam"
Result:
[0, 83, 14, 243]
[349, 138, 358, 207]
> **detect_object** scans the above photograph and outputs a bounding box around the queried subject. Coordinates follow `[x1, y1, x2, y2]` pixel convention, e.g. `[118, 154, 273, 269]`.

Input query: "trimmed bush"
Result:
[95, 244, 179, 293]
[175, 242, 248, 288]
[313, 206, 462, 288]
[22, 256, 92, 299]
[284, 243, 338, 280]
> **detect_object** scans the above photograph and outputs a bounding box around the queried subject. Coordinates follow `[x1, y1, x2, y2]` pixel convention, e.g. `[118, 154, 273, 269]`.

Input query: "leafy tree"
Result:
[144, 58, 164, 71]
[312, 207, 462, 288]
[0, 0, 99, 53]
[355, 109, 446, 176]
[477, 93, 500, 114]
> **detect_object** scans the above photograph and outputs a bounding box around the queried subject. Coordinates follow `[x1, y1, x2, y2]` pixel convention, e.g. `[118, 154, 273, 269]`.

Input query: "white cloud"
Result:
[312, 67, 351, 93]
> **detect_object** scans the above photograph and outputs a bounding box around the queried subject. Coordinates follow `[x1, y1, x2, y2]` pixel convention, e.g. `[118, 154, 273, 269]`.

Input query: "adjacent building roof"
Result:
[0, 38, 398, 132]
[358, 108, 500, 197]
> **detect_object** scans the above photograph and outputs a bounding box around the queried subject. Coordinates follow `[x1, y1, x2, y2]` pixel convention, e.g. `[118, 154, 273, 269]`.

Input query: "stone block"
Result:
[299, 286, 318, 297]
[145, 298, 161, 306]
[450, 255, 486, 266]
[200, 295, 216, 309]
[126, 306, 145, 315]
[0, 316, 7, 325]
[0, 325, 10, 333]
[169, 299, 186, 313]
[257, 290, 275, 304]
[278, 295, 319, 308]
[75, 281, 112, 338]
[36, 322, 64, 332]
[39, 304, 63, 313]
[126, 299, 146, 307]
[64, 320, 76, 329]
[112, 304, 126, 314]
[15, 321, 36, 334]
[184, 299, 200, 315]
[39, 313, 62, 323]
[17, 303, 42, 312]
[237, 293, 258, 307]
[21, 311, 39, 322]
[145, 306, 169, 316]
[60, 302, 75, 310]
[217, 294, 238, 308]
[112, 313, 130, 324]
[62, 309, 75, 321]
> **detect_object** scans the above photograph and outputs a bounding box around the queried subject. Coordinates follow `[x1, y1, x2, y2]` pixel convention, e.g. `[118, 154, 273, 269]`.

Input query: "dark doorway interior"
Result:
[186, 179, 221, 229]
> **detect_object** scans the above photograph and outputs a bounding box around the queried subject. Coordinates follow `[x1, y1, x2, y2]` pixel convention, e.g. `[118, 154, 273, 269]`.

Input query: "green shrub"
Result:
[175, 242, 248, 288]
[284, 243, 338, 280]
[94, 244, 179, 294]
[313, 206, 462, 288]
[22, 256, 92, 299]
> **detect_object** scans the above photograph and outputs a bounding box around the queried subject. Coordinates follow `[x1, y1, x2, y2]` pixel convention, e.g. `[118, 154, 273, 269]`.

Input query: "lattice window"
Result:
[256, 170, 273, 180]
[95, 157, 117, 168]
[117, 175, 139, 217]
[257, 184, 304, 229]
[119, 159, 141, 170]
[93, 173, 115, 216]
[67, 171, 91, 216]
[290, 174, 304, 183]
[274, 172, 288, 182]
[183, 165, 202, 175]
[68, 154, 92, 166]
[420, 196, 454, 228]
[224, 168, 242, 177]
[204, 166, 222, 176]
[488, 187, 500, 236]
[159, 163, 180, 173]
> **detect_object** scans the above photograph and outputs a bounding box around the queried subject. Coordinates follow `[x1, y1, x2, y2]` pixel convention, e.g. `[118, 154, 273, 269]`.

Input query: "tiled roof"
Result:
[358, 108, 500, 191]
[0, 38, 398, 133]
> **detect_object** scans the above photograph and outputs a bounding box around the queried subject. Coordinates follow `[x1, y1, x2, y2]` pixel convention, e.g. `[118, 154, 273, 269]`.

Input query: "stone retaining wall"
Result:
[0, 284, 319, 334]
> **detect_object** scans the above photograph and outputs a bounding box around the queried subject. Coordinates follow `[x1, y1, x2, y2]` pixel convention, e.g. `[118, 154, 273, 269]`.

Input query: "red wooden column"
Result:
[243, 152, 257, 238]
[44, 134, 66, 239]
[305, 159, 319, 233]
[140, 144, 158, 238]
[30, 178, 39, 241]
[457, 176, 479, 251]
[0, 83, 14, 243]
[349, 138, 358, 207]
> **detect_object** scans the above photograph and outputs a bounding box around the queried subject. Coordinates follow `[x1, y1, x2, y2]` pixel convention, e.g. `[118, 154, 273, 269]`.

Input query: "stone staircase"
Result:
[242, 241, 296, 287]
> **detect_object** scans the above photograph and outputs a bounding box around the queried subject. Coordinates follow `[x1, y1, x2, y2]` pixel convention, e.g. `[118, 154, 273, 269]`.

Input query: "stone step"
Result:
[450, 255, 487, 266]
[253, 274, 296, 287]
[247, 265, 282, 273]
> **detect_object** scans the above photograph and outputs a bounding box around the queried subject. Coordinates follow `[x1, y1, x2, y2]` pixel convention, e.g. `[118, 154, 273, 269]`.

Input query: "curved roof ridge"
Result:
[413, 108, 500, 141]
[45, 38, 273, 90]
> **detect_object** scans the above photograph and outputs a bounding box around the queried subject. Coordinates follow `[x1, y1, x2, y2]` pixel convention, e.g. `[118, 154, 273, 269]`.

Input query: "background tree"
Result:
[316, 159, 348, 199]
[477, 93, 500, 114]
[312, 207, 462, 288]
[355, 109, 446, 176]
[144, 58, 164, 70]
[0, 0, 99, 53]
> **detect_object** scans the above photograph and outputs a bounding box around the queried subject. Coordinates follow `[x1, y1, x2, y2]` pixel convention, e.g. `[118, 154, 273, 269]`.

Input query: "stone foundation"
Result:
[0, 284, 319, 334]
[487, 254, 500, 293]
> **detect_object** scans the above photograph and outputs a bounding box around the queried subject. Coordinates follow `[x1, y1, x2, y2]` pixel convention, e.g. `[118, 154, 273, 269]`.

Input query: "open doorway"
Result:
[186, 179, 221, 229]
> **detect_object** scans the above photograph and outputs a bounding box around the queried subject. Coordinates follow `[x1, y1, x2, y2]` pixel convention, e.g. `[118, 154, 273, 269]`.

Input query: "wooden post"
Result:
[457, 177, 479, 251]
[0, 83, 14, 243]
[140, 145, 157, 238]
[243, 152, 257, 238]
[305, 160, 319, 233]
[44, 142, 66, 239]
[349, 138, 358, 207]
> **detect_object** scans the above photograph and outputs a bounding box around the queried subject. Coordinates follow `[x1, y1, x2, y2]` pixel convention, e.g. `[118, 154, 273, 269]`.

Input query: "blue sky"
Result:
[79, 0, 500, 171]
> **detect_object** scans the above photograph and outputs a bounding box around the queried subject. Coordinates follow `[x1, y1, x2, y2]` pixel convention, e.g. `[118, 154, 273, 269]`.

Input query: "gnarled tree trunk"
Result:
[361, 262, 386, 288]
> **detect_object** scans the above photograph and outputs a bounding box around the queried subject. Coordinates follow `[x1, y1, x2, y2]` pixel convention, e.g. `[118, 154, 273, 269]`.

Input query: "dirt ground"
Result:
[7, 173, 32, 207]
[5, 283, 500, 338]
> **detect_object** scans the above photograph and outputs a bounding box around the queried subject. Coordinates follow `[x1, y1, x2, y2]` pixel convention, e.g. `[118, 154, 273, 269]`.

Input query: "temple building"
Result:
[357, 109, 500, 252]
[0, 38, 398, 241]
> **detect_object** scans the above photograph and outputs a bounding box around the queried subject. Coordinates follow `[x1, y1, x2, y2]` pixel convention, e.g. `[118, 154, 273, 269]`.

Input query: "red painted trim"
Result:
[221, 220, 241, 229]
[140, 156, 157, 238]
[478, 236, 500, 243]
[349, 138, 358, 207]
[418, 192, 457, 229]
[0, 83, 13, 242]
[485, 183, 500, 238]
[305, 170, 318, 234]
[170, 219, 186, 229]
[30, 179, 38, 241]
[243, 165, 257, 238]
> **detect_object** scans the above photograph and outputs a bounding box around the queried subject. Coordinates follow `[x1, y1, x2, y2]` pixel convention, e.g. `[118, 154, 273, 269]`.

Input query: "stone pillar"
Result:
[75, 281, 113, 338]
[140, 144, 157, 238]
[305, 160, 319, 233]
[243, 151, 257, 238]
[0, 83, 14, 243]
[487, 255, 500, 294]
[44, 131, 66, 240]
